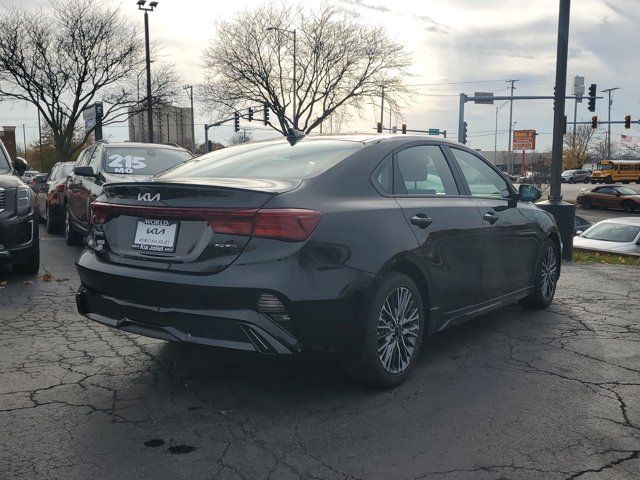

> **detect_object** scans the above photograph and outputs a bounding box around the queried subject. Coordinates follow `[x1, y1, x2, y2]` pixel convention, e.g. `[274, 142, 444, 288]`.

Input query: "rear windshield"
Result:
[103, 147, 192, 175]
[582, 223, 640, 243]
[159, 140, 363, 181]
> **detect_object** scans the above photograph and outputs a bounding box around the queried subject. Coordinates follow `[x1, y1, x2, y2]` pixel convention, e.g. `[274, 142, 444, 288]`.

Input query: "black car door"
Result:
[446, 147, 540, 300]
[77, 146, 104, 231]
[392, 143, 485, 319]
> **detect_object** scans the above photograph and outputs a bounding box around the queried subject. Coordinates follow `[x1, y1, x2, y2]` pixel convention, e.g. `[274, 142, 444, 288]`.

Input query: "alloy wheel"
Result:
[377, 287, 420, 374]
[540, 246, 558, 302]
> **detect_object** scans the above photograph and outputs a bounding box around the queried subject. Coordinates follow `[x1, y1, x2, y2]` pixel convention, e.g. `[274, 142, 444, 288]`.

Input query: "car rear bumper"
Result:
[75, 248, 374, 353]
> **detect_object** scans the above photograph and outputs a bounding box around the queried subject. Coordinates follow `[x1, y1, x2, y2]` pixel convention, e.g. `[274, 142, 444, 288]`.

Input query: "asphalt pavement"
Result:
[1, 224, 640, 480]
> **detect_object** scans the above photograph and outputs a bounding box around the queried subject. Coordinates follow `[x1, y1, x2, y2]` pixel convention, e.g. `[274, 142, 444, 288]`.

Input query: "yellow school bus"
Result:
[590, 159, 640, 184]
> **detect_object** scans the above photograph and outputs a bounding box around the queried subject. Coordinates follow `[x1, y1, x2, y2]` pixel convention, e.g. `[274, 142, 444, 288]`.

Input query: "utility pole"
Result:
[571, 75, 584, 148]
[380, 84, 385, 129]
[183, 84, 195, 152]
[138, 0, 158, 143]
[506, 79, 519, 174]
[602, 87, 620, 158]
[37, 108, 43, 171]
[21, 124, 27, 158]
[538, 0, 574, 261]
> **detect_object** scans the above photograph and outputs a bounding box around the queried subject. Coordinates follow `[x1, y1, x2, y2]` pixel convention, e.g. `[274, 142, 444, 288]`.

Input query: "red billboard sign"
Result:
[513, 129, 536, 150]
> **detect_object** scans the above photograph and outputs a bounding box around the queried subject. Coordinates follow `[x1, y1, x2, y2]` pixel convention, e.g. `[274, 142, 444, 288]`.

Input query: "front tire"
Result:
[342, 273, 424, 389]
[521, 239, 560, 310]
[64, 208, 83, 246]
[582, 197, 593, 209]
[623, 201, 636, 213]
[584, 177, 590, 184]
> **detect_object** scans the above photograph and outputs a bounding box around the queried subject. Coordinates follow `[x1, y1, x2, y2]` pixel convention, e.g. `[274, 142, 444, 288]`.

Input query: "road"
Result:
[1, 225, 639, 479]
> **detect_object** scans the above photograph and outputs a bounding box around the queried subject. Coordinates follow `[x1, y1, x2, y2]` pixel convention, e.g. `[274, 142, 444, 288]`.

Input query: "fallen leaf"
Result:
[42, 273, 53, 282]
[57, 277, 70, 282]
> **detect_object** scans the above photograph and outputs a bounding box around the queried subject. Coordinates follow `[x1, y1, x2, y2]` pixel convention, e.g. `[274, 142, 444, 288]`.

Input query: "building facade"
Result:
[128, 104, 194, 151]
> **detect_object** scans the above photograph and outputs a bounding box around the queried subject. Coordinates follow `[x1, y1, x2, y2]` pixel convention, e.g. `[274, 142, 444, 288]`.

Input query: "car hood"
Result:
[573, 236, 640, 254]
[0, 173, 26, 189]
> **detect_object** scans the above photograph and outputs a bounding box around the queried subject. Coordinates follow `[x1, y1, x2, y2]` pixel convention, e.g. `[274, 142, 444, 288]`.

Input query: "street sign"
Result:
[513, 129, 536, 150]
[474, 92, 494, 104]
[428, 128, 440, 135]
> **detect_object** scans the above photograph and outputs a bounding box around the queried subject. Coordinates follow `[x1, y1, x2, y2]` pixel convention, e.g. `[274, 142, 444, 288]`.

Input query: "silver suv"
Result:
[561, 169, 590, 184]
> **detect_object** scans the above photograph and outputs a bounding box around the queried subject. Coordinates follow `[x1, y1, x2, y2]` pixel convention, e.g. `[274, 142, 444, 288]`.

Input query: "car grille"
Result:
[0, 187, 5, 212]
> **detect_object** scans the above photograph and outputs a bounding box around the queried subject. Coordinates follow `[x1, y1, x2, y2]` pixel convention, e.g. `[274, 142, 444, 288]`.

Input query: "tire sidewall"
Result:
[532, 239, 560, 308]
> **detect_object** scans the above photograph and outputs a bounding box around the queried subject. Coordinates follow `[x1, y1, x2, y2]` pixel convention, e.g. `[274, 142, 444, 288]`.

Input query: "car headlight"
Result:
[16, 186, 31, 215]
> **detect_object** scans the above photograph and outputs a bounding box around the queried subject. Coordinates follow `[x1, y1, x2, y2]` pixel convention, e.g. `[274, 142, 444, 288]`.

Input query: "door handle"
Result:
[410, 214, 433, 229]
[483, 212, 499, 225]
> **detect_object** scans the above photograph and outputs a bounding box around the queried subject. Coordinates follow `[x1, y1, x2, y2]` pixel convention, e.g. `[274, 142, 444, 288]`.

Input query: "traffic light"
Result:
[376, 122, 382, 133]
[401, 124, 407, 134]
[591, 115, 598, 129]
[233, 112, 240, 132]
[625, 115, 631, 129]
[588, 83, 597, 112]
[248, 108, 254, 122]
[263, 102, 269, 125]
[462, 122, 468, 144]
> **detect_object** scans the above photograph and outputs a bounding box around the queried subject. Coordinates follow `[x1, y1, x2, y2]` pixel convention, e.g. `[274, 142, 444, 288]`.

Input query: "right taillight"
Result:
[253, 209, 321, 242]
[56, 184, 65, 192]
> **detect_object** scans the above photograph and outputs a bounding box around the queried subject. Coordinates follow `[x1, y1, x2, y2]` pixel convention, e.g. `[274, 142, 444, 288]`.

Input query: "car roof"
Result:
[597, 217, 640, 226]
[231, 133, 463, 148]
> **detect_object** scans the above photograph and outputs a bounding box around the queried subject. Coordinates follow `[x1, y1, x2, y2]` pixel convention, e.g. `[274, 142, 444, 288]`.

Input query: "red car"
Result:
[36, 161, 75, 233]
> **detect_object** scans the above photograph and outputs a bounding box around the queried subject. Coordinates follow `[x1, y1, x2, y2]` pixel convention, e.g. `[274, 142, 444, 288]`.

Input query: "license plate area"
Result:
[132, 218, 179, 253]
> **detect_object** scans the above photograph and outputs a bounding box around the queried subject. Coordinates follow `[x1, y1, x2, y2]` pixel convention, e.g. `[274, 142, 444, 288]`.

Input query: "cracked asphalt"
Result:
[1, 226, 640, 480]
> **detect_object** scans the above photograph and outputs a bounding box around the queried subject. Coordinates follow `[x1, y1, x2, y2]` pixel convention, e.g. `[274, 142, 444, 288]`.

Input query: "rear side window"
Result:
[396, 145, 458, 195]
[104, 147, 192, 175]
[160, 140, 363, 181]
[372, 156, 393, 195]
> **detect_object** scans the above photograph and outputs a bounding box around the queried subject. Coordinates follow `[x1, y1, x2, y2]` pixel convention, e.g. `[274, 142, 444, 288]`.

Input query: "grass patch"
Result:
[573, 249, 640, 266]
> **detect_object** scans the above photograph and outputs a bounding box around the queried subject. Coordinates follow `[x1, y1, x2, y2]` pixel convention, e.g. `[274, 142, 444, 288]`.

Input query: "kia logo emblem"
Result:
[138, 192, 160, 202]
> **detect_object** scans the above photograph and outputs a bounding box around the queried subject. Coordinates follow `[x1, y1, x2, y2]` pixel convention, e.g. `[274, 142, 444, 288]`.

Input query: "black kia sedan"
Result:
[76, 135, 561, 387]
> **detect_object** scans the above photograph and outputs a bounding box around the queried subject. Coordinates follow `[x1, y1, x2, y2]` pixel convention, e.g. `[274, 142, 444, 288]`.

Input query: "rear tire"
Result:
[64, 208, 82, 246]
[623, 201, 636, 213]
[342, 272, 424, 389]
[521, 239, 560, 310]
[568, 178, 574, 184]
[582, 197, 593, 209]
[584, 177, 590, 184]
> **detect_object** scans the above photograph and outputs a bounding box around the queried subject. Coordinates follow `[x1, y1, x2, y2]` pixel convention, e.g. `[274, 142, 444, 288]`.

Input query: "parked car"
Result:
[29, 173, 48, 192]
[561, 169, 591, 184]
[574, 215, 592, 235]
[576, 185, 640, 212]
[0, 140, 39, 273]
[75, 135, 562, 388]
[574, 218, 640, 255]
[64, 141, 193, 245]
[36, 161, 75, 233]
[21, 169, 41, 181]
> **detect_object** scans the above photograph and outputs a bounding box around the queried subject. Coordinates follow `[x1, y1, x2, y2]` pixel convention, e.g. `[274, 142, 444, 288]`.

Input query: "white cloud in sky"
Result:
[1, 0, 639, 152]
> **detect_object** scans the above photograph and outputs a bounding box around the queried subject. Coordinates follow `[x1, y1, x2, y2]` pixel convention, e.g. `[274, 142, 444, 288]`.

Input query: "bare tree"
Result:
[0, 0, 179, 162]
[589, 133, 620, 162]
[562, 125, 595, 169]
[201, 3, 410, 136]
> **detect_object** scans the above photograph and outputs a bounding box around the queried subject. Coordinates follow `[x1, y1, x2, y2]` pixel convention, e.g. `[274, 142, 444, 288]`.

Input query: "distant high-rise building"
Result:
[128, 103, 193, 151]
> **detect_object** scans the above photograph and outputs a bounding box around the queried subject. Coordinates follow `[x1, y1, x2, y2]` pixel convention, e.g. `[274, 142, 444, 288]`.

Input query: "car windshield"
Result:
[159, 140, 363, 181]
[103, 147, 192, 176]
[582, 223, 640, 243]
[616, 187, 638, 195]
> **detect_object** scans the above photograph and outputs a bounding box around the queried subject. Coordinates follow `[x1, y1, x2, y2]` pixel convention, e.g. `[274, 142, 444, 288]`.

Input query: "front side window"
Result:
[396, 145, 458, 195]
[598, 187, 616, 195]
[450, 148, 510, 198]
[104, 147, 192, 176]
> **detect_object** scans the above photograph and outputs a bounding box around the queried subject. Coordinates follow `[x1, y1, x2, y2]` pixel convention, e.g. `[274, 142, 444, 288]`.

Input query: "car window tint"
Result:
[451, 148, 510, 198]
[396, 145, 458, 195]
[160, 140, 362, 181]
[372, 156, 393, 194]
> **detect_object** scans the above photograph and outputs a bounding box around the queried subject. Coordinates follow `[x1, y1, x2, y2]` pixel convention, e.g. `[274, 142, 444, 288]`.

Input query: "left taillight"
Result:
[56, 184, 65, 192]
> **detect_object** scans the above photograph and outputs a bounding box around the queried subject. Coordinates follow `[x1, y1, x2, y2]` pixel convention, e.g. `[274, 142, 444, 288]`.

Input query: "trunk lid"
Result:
[94, 179, 300, 273]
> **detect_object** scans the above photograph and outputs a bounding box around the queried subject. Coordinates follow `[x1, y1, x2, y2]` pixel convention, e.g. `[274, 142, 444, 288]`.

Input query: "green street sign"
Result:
[428, 129, 440, 135]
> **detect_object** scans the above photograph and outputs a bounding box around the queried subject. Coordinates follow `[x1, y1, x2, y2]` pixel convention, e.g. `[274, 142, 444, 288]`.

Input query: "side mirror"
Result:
[73, 165, 97, 177]
[13, 157, 28, 177]
[576, 230, 583, 236]
[519, 183, 542, 202]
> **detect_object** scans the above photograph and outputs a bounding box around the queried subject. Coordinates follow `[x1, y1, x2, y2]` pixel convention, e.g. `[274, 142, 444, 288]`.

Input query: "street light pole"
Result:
[506, 79, 519, 174]
[183, 84, 195, 152]
[138, 0, 158, 143]
[602, 87, 620, 158]
[494, 101, 508, 167]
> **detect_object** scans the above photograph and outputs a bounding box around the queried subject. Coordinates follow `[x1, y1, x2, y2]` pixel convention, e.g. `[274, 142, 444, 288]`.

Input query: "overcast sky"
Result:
[1, 0, 638, 153]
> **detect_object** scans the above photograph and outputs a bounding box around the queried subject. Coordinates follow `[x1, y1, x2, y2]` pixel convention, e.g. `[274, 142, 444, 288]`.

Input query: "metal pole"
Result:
[380, 84, 385, 128]
[572, 97, 578, 147]
[37, 108, 42, 171]
[601, 87, 619, 158]
[506, 79, 518, 174]
[494, 106, 498, 163]
[292, 29, 297, 129]
[189, 87, 195, 152]
[458, 93, 466, 143]
[204, 124, 209, 153]
[144, 11, 154, 143]
[22, 124, 27, 158]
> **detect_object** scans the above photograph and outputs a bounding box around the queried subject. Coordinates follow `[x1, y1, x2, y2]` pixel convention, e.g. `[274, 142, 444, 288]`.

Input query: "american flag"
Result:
[621, 134, 633, 143]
